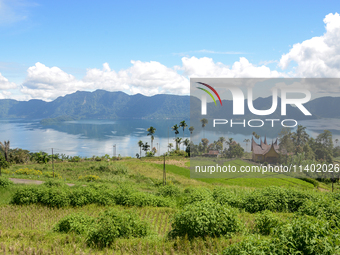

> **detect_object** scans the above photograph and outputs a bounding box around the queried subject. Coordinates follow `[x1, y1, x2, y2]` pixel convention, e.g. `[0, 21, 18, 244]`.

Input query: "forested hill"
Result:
[0, 89, 339, 122]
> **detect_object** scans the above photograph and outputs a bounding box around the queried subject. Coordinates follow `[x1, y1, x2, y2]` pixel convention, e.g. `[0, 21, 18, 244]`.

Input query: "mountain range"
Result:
[0, 89, 339, 122]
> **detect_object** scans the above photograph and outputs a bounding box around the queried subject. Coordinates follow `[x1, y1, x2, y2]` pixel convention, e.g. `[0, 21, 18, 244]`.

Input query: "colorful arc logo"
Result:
[197, 82, 223, 106]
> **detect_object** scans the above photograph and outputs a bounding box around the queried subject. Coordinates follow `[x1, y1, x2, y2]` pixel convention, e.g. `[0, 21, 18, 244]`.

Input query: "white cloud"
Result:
[0, 72, 17, 89]
[181, 56, 284, 78]
[21, 62, 90, 101]
[279, 12, 340, 79]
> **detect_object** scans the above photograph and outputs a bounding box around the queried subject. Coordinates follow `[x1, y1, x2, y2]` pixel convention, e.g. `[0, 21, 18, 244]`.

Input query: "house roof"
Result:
[251, 136, 282, 155]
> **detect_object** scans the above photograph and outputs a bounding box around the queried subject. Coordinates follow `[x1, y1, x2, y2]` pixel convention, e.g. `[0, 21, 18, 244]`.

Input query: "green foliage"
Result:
[224, 216, 340, 255]
[86, 209, 150, 248]
[39, 187, 70, 208]
[53, 213, 95, 235]
[43, 179, 67, 188]
[69, 187, 97, 207]
[254, 210, 281, 235]
[0, 176, 13, 187]
[158, 185, 181, 197]
[169, 201, 242, 239]
[212, 186, 245, 208]
[11, 186, 41, 205]
[180, 188, 212, 206]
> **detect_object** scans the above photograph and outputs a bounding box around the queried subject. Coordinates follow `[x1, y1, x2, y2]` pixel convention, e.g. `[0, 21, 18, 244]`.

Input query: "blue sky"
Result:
[1, 0, 340, 101]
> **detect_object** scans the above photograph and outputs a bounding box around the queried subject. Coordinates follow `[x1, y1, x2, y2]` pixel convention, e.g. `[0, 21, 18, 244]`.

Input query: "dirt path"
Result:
[10, 178, 75, 186]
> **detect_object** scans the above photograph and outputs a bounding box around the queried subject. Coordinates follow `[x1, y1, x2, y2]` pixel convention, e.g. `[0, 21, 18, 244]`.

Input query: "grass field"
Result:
[0, 157, 337, 254]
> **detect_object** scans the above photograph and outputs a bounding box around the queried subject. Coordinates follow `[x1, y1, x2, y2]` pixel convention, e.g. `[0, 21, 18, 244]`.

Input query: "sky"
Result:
[1, 0, 340, 101]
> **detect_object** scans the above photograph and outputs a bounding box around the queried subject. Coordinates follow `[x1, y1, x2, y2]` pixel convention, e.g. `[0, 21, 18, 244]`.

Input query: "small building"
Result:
[203, 150, 219, 157]
[251, 136, 282, 163]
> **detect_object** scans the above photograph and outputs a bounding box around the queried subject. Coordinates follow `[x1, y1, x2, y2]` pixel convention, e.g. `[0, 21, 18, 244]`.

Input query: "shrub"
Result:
[254, 210, 281, 235]
[43, 179, 67, 188]
[158, 185, 180, 197]
[180, 188, 212, 206]
[79, 175, 100, 182]
[43, 171, 62, 178]
[86, 209, 150, 248]
[39, 188, 70, 208]
[169, 201, 242, 239]
[53, 213, 95, 235]
[297, 199, 340, 227]
[11, 186, 41, 205]
[15, 168, 42, 176]
[224, 216, 340, 255]
[69, 187, 97, 207]
[212, 187, 245, 208]
[0, 176, 13, 187]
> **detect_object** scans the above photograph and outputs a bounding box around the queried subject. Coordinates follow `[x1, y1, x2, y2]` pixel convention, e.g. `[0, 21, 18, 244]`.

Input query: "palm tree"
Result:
[243, 138, 250, 152]
[189, 126, 194, 135]
[252, 131, 260, 140]
[218, 137, 226, 151]
[183, 138, 190, 151]
[200, 118, 208, 138]
[172, 124, 179, 137]
[138, 140, 143, 158]
[168, 143, 174, 151]
[147, 126, 156, 149]
[0, 141, 10, 162]
[142, 142, 150, 156]
[174, 137, 182, 150]
[336, 139, 339, 146]
[179, 120, 188, 150]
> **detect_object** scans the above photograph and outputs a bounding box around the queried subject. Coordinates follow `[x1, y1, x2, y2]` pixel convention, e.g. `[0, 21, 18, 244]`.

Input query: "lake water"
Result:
[0, 118, 340, 157]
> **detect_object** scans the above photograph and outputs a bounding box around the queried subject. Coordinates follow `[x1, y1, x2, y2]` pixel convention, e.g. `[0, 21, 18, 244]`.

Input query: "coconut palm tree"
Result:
[174, 137, 182, 151]
[200, 118, 208, 138]
[138, 140, 143, 158]
[0, 141, 10, 162]
[179, 120, 188, 150]
[147, 126, 156, 149]
[168, 143, 174, 151]
[142, 142, 150, 156]
[189, 126, 194, 135]
[172, 124, 179, 137]
[183, 138, 190, 151]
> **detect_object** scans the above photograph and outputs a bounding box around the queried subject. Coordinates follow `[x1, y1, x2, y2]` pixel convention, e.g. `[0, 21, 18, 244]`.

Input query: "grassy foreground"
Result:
[0, 157, 337, 254]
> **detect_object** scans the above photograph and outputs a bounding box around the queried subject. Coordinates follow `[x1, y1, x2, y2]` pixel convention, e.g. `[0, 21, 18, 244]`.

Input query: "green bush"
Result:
[69, 187, 97, 207]
[11, 186, 41, 205]
[212, 187, 245, 208]
[180, 188, 212, 206]
[111, 164, 128, 175]
[297, 199, 340, 227]
[224, 216, 340, 255]
[53, 213, 95, 235]
[0, 176, 13, 187]
[43, 179, 67, 188]
[169, 201, 242, 239]
[86, 209, 150, 248]
[254, 210, 281, 235]
[40, 188, 70, 208]
[158, 185, 180, 197]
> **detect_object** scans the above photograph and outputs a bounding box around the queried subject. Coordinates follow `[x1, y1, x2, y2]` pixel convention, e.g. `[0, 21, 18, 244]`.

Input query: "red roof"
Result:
[251, 137, 283, 155]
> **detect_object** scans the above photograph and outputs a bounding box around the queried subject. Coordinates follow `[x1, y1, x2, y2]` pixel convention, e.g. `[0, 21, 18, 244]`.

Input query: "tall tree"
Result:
[183, 138, 190, 151]
[179, 120, 188, 150]
[147, 126, 156, 149]
[200, 118, 208, 138]
[174, 137, 182, 151]
[168, 143, 174, 151]
[138, 140, 143, 158]
[218, 137, 226, 151]
[0, 141, 10, 162]
[142, 142, 150, 155]
[172, 124, 180, 139]
[189, 126, 195, 135]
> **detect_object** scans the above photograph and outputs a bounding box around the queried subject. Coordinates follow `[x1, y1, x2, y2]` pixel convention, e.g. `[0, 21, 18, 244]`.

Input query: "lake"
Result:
[0, 118, 340, 157]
